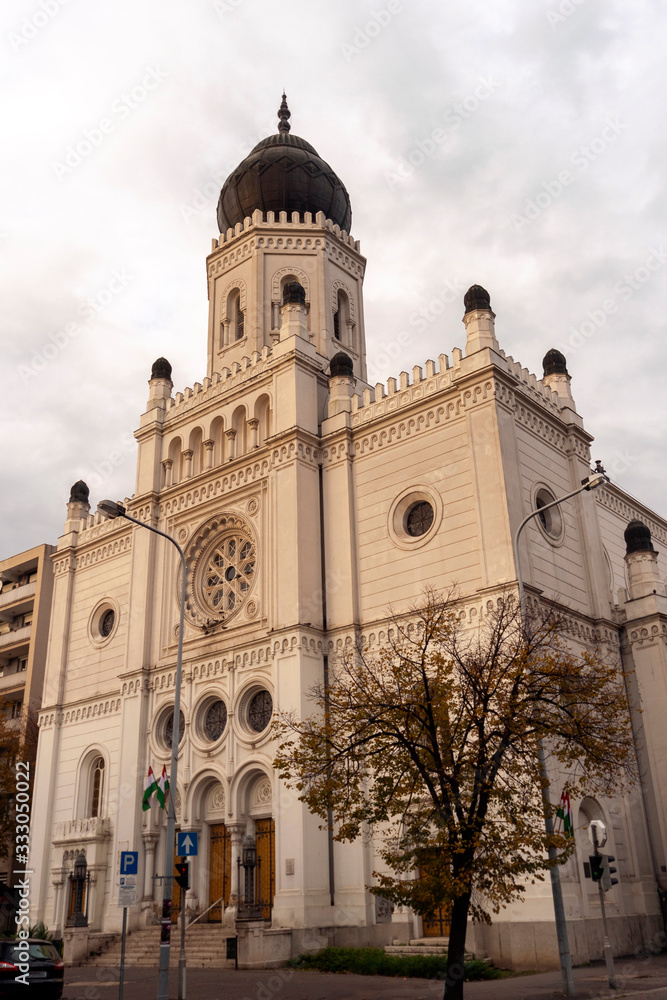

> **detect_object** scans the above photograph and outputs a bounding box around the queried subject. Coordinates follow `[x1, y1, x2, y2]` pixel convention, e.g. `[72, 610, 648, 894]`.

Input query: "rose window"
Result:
[200, 532, 256, 615]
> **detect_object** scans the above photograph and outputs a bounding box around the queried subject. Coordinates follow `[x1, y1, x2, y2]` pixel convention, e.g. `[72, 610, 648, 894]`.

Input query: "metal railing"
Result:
[187, 895, 225, 927]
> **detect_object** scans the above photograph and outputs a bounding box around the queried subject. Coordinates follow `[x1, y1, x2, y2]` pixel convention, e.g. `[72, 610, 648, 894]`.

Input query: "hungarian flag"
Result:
[142, 766, 159, 811]
[157, 765, 170, 810]
[556, 790, 574, 838]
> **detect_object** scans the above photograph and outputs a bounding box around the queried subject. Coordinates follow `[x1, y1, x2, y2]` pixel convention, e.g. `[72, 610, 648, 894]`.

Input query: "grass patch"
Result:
[288, 946, 508, 980]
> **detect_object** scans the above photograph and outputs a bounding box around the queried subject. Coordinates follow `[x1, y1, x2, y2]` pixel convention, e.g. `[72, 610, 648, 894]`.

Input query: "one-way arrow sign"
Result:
[177, 831, 198, 856]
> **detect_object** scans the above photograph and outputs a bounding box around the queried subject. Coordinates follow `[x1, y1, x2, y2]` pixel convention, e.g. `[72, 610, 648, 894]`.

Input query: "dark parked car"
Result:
[0, 939, 64, 998]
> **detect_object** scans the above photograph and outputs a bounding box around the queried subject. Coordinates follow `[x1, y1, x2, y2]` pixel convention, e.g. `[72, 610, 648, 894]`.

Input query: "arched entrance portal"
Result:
[236, 771, 275, 920]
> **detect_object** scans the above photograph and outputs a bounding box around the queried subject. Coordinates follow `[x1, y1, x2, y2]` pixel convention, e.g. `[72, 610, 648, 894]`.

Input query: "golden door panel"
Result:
[255, 818, 275, 920]
[209, 823, 232, 922]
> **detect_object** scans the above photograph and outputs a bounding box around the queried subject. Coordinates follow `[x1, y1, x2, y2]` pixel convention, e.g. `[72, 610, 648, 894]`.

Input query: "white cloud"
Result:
[1, 0, 665, 552]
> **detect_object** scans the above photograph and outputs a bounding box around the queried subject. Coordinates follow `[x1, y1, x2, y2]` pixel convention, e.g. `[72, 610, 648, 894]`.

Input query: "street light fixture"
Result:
[511, 470, 606, 998]
[97, 499, 187, 1000]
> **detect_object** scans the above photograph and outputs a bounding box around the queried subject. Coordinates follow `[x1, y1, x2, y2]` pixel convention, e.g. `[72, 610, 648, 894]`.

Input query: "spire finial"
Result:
[278, 92, 291, 134]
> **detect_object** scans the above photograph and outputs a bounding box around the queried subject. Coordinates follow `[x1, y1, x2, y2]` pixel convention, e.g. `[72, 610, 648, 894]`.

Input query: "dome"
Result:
[217, 95, 352, 234]
[69, 480, 89, 504]
[624, 519, 655, 555]
[543, 348, 569, 377]
[330, 352, 354, 378]
[464, 285, 491, 313]
[282, 281, 306, 305]
[151, 357, 172, 380]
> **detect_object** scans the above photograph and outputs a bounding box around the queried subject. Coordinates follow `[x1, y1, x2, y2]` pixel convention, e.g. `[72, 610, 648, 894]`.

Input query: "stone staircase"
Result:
[385, 937, 449, 956]
[86, 924, 235, 968]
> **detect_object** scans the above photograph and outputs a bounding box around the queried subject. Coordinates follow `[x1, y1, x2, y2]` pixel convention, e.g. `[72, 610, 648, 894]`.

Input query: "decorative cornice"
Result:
[352, 379, 496, 456]
[75, 535, 131, 569]
[626, 621, 667, 646]
[596, 487, 667, 547]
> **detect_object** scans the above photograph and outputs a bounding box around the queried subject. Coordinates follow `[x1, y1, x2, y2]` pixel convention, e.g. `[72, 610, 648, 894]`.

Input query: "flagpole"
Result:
[97, 501, 186, 1000]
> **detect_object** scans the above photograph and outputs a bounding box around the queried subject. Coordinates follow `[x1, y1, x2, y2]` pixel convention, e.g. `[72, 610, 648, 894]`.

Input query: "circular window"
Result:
[204, 700, 227, 741]
[534, 487, 563, 542]
[201, 534, 255, 613]
[164, 710, 185, 750]
[89, 600, 119, 644]
[388, 486, 442, 550]
[248, 690, 273, 733]
[405, 501, 434, 537]
[186, 516, 258, 627]
[100, 609, 115, 637]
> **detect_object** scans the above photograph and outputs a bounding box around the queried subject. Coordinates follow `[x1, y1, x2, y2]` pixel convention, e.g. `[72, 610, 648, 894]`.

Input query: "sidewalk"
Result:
[62, 950, 667, 1000]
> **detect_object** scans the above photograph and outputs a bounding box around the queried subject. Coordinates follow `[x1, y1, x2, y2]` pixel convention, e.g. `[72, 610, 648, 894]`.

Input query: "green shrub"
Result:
[288, 946, 506, 980]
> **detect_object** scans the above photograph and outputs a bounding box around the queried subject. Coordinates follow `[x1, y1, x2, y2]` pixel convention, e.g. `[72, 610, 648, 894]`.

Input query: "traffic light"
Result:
[175, 859, 189, 890]
[589, 855, 604, 881]
[601, 855, 618, 893]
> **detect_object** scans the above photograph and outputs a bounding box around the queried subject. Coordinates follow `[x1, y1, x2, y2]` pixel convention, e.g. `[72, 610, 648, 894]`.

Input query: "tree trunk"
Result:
[443, 891, 471, 1000]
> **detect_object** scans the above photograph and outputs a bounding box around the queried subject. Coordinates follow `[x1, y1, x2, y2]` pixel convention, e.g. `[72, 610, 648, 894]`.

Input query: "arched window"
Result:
[89, 756, 105, 818]
[228, 290, 244, 342]
[333, 290, 352, 345]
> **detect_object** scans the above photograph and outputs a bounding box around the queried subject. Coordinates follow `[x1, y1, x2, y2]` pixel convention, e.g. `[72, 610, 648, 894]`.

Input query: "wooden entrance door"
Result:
[255, 818, 275, 920]
[208, 823, 232, 922]
[422, 905, 451, 937]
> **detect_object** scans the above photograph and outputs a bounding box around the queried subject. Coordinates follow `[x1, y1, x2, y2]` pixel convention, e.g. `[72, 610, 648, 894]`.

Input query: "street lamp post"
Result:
[98, 500, 187, 1000]
[511, 471, 606, 998]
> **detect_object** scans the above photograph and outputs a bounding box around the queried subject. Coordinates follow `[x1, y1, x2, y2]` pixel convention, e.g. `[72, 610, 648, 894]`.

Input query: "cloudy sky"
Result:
[1, 0, 665, 555]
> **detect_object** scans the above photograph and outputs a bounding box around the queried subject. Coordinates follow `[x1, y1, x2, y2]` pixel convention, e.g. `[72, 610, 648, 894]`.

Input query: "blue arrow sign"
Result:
[120, 851, 138, 875]
[177, 831, 198, 856]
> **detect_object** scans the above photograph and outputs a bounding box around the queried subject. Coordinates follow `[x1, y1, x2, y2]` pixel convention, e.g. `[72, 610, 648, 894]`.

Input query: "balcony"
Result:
[0, 582, 36, 613]
[53, 817, 111, 844]
[0, 626, 31, 652]
[0, 671, 26, 694]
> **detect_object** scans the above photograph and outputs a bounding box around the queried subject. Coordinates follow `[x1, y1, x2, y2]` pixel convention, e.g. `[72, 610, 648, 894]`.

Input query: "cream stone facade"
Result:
[29, 100, 667, 969]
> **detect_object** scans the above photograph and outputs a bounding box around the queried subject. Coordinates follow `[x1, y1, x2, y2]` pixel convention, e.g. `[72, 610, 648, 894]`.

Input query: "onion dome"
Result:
[464, 285, 491, 313]
[217, 94, 352, 234]
[543, 349, 569, 378]
[329, 352, 354, 378]
[624, 520, 655, 554]
[151, 357, 172, 380]
[282, 281, 306, 305]
[69, 480, 90, 504]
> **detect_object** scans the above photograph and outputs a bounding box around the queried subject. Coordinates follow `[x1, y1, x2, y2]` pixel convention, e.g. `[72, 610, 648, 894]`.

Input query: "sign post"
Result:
[174, 838, 197, 1000]
[590, 826, 617, 989]
[118, 853, 138, 1000]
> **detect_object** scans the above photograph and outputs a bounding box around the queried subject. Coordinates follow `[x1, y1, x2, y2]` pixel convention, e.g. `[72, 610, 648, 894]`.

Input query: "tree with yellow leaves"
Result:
[275, 591, 637, 1000]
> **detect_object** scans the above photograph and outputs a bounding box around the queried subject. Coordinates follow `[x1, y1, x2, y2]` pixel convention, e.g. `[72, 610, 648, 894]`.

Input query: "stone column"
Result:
[222, 822, 246, 927]
[203, 439, 214, 469]
[247, 418, 259, 449]
[225, 429, 237, 461]
[183, 449, 193, 479]
[162, 459, 173, 488]
[142, 834, 159, 901]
